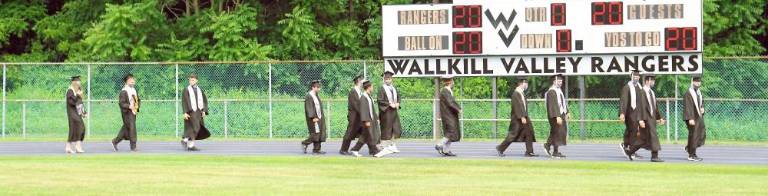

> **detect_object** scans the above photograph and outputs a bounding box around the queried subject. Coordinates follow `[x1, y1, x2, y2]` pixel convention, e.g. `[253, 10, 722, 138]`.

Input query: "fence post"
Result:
[86, 64, 91, 138]
[433, 78, 439, 140]
[665, 99, 670, 143]
[674, 75, 679, 142]
[491, 77, 497, 139]
[268, 63, 273, 139]
[578, 76, 586, 140]
[175, 64, 179, 138]
[22, 102, 25, 138]
[2, 63, 5, 138]
[224, 100, 228, 138]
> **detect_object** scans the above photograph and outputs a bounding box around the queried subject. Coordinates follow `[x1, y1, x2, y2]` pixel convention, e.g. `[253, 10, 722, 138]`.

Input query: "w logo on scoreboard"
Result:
[484, 9, 519, 48]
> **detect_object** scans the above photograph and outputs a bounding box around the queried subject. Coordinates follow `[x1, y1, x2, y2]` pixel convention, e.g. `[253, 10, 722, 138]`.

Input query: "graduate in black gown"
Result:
[112, 74, 140, 152]
[302, 80, 327, 154]
[181, 74, 211, 151]
[683, 75, 706, 161]
[65, 75, 87, 154]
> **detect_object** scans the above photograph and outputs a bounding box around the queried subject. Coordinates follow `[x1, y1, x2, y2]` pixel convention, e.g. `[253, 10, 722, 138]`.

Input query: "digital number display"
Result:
[453, 31, 482, 54]
[556, 29, 572, 52]
[665, 27, 697, 51]
[453, 5, 482, 28]
[551, 3, 566, 26]
[592, 2, 623, 25]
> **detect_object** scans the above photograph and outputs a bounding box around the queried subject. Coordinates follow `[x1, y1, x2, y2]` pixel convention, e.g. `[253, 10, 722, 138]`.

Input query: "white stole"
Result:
[383, 84, 398, 104]
[309, 91, 322, 119]
[644, 86, 655, 116]
[187, 85, 205, 111]
[627, 81, 638, 109]
[122, 85, 137, 110]
[363, 93, 374, 119]
[689, 87, 703, 115]
[515, 87, 526, 112]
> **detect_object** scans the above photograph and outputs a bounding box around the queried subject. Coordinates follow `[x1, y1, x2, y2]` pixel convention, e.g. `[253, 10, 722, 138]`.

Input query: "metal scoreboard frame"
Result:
[382, 0, 703, 77]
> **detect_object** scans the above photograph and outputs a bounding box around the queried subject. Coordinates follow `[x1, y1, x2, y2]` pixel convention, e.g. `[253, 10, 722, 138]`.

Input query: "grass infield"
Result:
[0, 155, 765, 195]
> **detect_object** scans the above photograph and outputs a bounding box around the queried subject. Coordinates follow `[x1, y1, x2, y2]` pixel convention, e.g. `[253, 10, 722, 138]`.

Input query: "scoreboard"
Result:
[382, 0, 703, 77]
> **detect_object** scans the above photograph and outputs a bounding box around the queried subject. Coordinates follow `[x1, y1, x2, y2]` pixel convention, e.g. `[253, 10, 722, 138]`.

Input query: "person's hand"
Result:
[202, 112, 206, 118]
[639, 120, 646, 128]
[658, 119, 666, 125]
[77, 90, 84, 97]
[364, 122, 371, 127]
[521, 118, 527, 124]
[688, 119, 695, 126]
[567, 113, 572, 120]
[701, 108, 705, 114]
[556, 117, 563, 125]
[619, 113, 625, 121]
[459, 109, 463, 113]
[184, 113, 190, 120]
[82, 114, 88, 119]
[132, 111, 137, 115]
[313, 118, 319, 122]
[389, 103, 397, 108]
[395, 103, 400, 108]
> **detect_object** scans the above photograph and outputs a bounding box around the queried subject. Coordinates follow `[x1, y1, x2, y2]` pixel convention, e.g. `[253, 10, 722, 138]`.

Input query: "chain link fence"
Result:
[1, 57, 766, 142]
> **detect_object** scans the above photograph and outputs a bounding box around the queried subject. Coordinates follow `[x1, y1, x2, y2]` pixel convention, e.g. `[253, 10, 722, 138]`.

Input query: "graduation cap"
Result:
[71, 75, 81, 82]
[188, 73, 198, 79]
[550, 74, 564, 81]
[691, 74, 702, 82]
[123, 73, 134, 82]
[643, 73, 656, 81]
[440, 75, 454, 82]
[309, 80, 321, 87]
[516, 76, 528, 83]
[382, 71, 394, 77]
[630, 69, 641, 76]
[352, 74, 363, 83]
[362, 80, 372, 89]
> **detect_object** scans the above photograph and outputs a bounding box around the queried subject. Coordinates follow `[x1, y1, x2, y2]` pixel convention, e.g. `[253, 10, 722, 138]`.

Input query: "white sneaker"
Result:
[389, 145, 400, 153]
[374, 148, 393, 158]
[351, 151, 362, 157]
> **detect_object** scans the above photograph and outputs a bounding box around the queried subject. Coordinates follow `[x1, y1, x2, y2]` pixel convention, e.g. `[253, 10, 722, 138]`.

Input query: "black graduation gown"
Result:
[304, 93, 327, 142]
[439, 87, 461, 142]
[114, 89, 140, 144]
[66, 89, 85, 142]
[683, 89, 706, 148]
[505, 90, 535, 142]
[619, 82, 646, 145]
[359, 93, 381, 146]
[181, 86, 211, 140]
[634, 88, 661, 151]
[377, 85, 402, 140]
[343, 88, 363, 140]
[545, 89, 568, 146]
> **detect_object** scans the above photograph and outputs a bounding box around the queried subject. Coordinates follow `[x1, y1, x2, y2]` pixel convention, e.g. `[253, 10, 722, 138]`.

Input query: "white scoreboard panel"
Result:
[382, 0, 703, 77]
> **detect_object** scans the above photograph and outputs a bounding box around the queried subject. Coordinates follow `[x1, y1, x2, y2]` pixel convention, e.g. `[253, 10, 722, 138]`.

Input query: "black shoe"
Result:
[111, 141, 119, 152]
[180, 140, 187, 149]
[543, 143, 552, 156]
[525, 152, 539, 157]
[444, 151, 457, 156]
[301, 144, 308, 154]
[312, 151, 326, 155]
[619, 144, 629, 157]
[187, 146, 200, 151]
[339, 151, 351, 155]
[496, 145, 505, 157]
[435, 145, 445, 155]
[650, 157, 664, 162]
[623, 150, 633, 161]
[553, 152, 566, 158]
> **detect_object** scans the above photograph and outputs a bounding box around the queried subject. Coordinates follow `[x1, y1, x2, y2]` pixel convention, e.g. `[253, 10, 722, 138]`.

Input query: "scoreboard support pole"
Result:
[578, 76, 586, 140]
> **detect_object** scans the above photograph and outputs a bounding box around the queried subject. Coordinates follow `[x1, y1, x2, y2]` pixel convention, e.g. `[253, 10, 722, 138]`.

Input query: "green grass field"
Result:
[0, 155, 766, 195]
